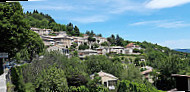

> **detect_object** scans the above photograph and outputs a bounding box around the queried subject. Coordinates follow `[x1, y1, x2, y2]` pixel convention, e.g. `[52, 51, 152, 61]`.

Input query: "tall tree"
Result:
[67, 22, 73, 33]
[0, 2, 44, 73]
[74, 25, 80, 36]
[86, 30, 90, 35]
[107, 34, 116, 45]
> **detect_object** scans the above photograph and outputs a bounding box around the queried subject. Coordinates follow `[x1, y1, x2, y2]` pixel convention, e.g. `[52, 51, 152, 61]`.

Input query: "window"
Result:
[104, 82, 107, 87]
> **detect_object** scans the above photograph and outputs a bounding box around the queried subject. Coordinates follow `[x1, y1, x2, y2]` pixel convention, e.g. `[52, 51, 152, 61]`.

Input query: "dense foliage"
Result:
[118, 80, 161, 92]
[0, 2, 44, 74]
[10, 51, 149, 92]
[35, 65, 68, 92]
[24, 10, 82, 36]
[79, 42, 89, 50]
[107, 34, 127, 46]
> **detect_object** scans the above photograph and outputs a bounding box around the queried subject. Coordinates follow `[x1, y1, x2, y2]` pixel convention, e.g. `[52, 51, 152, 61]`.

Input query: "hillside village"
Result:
[31, 27, 142, 58]
[2, 3, 190, 92]
[30, 27, 156, 89]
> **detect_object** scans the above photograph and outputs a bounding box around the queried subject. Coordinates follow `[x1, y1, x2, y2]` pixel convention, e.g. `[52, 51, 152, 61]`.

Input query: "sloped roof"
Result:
[126, 43, 135, 48]
[90, 71, 118, 80]
[78, 49, 98, 53]
[141, 69, 152, 75]
[172, 74, 190, 78]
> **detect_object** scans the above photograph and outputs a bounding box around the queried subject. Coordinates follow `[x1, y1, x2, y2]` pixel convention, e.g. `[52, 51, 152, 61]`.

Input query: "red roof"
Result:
[126, 43, 135, 48]
[126, 43, 140, 48]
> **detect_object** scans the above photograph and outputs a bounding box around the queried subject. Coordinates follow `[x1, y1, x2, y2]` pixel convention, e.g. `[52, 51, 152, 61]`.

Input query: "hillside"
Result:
[23, 10, 189, 58]
[5, 5, 190, 91]
[24, 10, 82, 36]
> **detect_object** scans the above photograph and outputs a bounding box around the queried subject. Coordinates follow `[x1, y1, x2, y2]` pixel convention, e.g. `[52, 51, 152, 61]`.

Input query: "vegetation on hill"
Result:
[118, 80, 162, 92]
[24, 10, 82, 36]
[10, 51, 161, 92]
[107, 34, 190, 90]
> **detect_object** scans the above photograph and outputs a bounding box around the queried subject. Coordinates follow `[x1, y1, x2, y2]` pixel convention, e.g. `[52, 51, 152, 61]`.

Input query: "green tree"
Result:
[133, 48, 140, 53]
[70, 42, 78, 51]
[0, 2, 44, 74]
[73, 51, 78, 57]
[85, 30, 90, 35]
[97, 34, 102, 37]
[69, 86, 89, 92]
[120, 64, 142, 82]
[118, 80, 160, 92]
[79, 43, 89, 50]
[74, 25, 80, 36]
[107, 34, 116, 46]
[26, 31, 44, 62]
[116, 34, 124, 46]
[134, 57, 141, 66]
[91, 43, 99, 50]
[101, 42, 109, 46]
[0, 2, 30, 58]
[67, 22, 74, 35]
[85, 55, 123, 78]
[35, 65, 68, 92]
[88, 36, 96, 42]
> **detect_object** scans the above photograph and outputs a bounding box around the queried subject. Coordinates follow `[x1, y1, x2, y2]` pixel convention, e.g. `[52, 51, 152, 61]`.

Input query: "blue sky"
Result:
[20, 0, 190, 49]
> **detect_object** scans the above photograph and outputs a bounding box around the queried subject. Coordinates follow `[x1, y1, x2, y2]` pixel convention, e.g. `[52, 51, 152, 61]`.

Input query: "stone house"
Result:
[47, 45, 70, 56]
[90, 71, 118, 90]
[31, 27, 52, 36]
[125, 43, 142, 55]
[78, 49, 98, 58]
[141, 66, 154, 83]
[96, 46, 125, 55]
[41, 35, 72, 48]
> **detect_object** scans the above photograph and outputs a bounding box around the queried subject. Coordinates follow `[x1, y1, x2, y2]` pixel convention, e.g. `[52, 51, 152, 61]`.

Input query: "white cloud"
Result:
[130, 20, 190, 28]
[21, 0, 151, 24]
[158, 21, 190, 28]
[130, 20, 162, 26]
[71, 15, 109, 23]
[21, 0, 190, 24]
[107, 0, 147, 14]
[159, 39, 190, 49]
[146, 0, 190, 9]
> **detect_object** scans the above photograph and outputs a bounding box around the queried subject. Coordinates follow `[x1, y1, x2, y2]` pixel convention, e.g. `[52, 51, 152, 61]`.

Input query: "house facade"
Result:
[141, 66, 154, 83]
[125, 43, 142, 55]
[41, 35, 72, 48]
[90, 71, 118, 90]
[47, 45, 70, 56]
[31, 27, 53, 36]
[70, 36, 88, 46]
[78, 49, 98, 58]
[96, 46, 125, 55]
[172, 74, 190, 91]
[94, 36, 108, 44]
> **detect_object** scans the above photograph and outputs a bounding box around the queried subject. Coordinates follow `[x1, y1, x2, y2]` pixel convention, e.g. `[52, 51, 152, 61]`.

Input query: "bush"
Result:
[35, 65, 68, 92]
[69, 86, 89, 92]
[117, 80, 161, 92]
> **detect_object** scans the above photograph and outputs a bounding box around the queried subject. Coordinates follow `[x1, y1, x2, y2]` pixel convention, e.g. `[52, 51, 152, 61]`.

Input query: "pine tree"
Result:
[74, 25, 80, 36]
